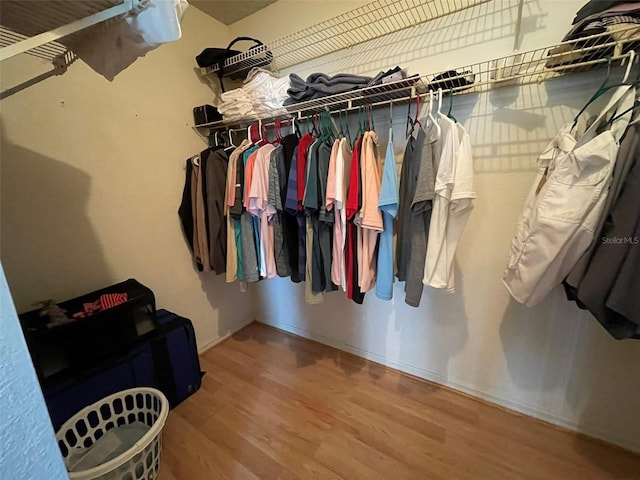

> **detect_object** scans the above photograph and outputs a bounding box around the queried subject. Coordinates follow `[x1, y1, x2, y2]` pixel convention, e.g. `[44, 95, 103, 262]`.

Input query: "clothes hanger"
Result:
[428, 90, 441, 139]
[258, 119, 269, 146]
[224, 129, 236, 151]
[572, 78, 640, 131]
[622, 50, 636, 83]
[413, 93, 422, 129]
[436, 88, 443, 117]
[447, 92, 458, 123]
[343, 109, 353, 147]
[357, 106, 367, 138]
[327, 111, 337, 142]
[604, 99, 639, 126]
[275, 119, 283, 143]
[572, 56, 614, 130]
[405, 97, 415, 139]
[389, 101, 393, 129]
[369, 104, 376, 132]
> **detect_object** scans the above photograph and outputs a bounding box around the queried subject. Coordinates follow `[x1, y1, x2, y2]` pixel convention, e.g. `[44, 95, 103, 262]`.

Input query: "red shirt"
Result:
[346, 135, 363, 299]
[296, 133, 314, 210]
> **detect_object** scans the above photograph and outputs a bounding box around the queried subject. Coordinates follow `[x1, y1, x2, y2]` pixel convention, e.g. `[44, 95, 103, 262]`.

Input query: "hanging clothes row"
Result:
[178, 146, 228, 274]
[503, 64, 640, 339]
[397, 90, 476, 307]
[179, 94, 476, 307]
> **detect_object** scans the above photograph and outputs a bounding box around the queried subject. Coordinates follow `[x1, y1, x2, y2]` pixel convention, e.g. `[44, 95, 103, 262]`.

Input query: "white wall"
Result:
[0, 7, 253, 352]
[0, 263, 67, 480]
[231, 0, 640, 451]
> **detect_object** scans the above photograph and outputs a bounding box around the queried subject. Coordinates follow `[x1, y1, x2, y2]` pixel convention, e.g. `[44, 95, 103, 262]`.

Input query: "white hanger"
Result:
[428, 91, 441, 140]
[436, 88, 443, 117]
[247, 124, 252, 143]
[224, 129, 236, 151]
[622, 50, 637, 83]
[427, 91, 434, 126]
[214, 131, 219, 147]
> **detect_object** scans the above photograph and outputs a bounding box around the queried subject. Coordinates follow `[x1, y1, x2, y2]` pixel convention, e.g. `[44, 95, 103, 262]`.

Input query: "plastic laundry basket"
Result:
[56, 387, 169, 480]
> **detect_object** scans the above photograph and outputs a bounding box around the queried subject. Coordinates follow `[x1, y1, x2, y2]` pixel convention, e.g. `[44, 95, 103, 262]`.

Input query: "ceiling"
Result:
[190, 0, 278, 25]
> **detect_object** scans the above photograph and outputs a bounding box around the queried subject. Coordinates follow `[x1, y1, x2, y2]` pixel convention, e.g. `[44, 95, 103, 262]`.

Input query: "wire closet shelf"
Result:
[196, 26, 640, 133]
[199, 0, 490, 77]
[0, 0, 146, 71]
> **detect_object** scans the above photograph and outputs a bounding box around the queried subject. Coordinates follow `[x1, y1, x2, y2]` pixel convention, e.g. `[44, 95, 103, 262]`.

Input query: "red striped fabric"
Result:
[99, 293, 128, 310]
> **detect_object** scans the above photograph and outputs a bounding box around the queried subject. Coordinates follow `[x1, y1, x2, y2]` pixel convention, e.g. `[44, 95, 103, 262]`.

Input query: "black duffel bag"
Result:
[196, 36, 273, 92]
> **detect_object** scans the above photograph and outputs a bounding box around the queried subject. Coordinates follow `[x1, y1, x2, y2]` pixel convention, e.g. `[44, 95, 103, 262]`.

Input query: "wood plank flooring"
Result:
[159, 322, 640, 480]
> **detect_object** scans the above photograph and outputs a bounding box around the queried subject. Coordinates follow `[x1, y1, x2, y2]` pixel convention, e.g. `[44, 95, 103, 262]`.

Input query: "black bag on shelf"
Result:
[19, 279, 156, 381]
[193, 104, 223, 125]
[195, 36, 273, 91]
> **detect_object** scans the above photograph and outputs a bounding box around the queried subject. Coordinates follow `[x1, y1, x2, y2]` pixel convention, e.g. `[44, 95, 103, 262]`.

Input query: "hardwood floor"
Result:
[158, 322, 640, 480]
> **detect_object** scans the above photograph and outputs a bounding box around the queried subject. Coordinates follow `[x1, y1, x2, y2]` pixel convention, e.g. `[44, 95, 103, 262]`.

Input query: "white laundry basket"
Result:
[56, 387, 169, 480]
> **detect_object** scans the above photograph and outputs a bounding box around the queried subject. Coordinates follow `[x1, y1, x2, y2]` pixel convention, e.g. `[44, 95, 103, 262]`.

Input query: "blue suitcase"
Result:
[43, 342, 157, 430]
[43, 309, 203, 430]
[152, 309, 204, 408]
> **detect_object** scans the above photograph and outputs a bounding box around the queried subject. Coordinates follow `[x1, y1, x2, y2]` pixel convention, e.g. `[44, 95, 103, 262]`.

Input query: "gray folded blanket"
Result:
[284, 72, 373, 105]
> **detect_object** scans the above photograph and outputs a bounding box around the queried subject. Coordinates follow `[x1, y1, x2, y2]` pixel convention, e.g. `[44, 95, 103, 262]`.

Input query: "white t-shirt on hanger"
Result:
[423, 117, 475, 292]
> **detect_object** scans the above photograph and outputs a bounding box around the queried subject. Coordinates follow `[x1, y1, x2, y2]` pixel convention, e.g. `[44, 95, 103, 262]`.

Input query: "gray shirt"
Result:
[269, 145, 292, 278]
[405, 124, 437, 307]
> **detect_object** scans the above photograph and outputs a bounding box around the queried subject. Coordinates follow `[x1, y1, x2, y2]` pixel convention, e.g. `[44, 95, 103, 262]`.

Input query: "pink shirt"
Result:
[326, 139, 340, 211]
[248, 144, 277, 278]
[243, 149, 260, 210]
[329, 138, 351, 290]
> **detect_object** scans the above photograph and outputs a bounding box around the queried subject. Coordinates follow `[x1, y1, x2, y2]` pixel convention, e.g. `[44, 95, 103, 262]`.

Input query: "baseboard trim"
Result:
[258, 317, 639, 454]
[198, 318, 255, 355]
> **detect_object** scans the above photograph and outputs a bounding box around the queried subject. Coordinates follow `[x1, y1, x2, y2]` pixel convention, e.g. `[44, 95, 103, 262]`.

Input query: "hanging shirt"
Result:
[358, 131, 383, 292]
[405, 123, 437, 307]
[204, 147, 229, 274]
[575, 135, 640, 339]
[240, 146, 260, 282]
[304, 140, 326, 293]
[346, 135, 366, 304]
[328, 138, 351, 290]
[249, 144, 277, 279]
[285, 145, 306, 282]
[268, 145, 292, 277]
[396, 130, 421, 283]
[503, 85, 634, 307]
[178, 158, 195, 257]
[564, 120, 639, 298]
[376, 128, 399, 301]
[318, 140, 338, 292]
[303, 139, 324, 304]
[192, 155, 211, 272]
[424, 115, 475, 293]
[297, 133, 314, 208]
[225, 141, 250, 283]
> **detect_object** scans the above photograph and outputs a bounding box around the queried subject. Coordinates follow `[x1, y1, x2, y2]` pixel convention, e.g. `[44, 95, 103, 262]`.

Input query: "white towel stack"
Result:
[217, 68, 290, 121]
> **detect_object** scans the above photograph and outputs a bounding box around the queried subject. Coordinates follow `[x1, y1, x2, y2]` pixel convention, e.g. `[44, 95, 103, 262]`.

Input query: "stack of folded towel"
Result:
[217, 68, 291, 121]
[217, 88, 256, 120]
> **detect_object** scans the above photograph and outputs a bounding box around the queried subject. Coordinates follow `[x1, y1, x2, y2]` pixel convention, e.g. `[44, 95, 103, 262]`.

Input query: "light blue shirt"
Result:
[376, 128, 399, 300]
